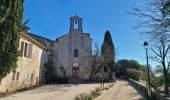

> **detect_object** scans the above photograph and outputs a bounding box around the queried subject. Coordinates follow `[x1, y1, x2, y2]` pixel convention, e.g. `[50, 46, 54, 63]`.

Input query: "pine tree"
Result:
[0, 0, 24, 78]
[101, 31, 115, 80]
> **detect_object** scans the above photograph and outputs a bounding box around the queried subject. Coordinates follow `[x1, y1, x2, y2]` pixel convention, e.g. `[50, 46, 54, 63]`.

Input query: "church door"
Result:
[72, 67, 79, 78]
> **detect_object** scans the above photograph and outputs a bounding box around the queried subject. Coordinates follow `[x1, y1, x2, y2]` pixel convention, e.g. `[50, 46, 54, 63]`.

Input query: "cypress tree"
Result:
[101, 31, 115, 79]
[0, 0, 24, 78]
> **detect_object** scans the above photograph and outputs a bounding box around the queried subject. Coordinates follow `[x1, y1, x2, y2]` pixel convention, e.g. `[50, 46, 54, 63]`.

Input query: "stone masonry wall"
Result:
[0, 38, 44, 93]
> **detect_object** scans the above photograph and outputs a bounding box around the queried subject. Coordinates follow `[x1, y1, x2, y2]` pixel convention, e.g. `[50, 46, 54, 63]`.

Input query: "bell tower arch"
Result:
[70, 15, 83, 32]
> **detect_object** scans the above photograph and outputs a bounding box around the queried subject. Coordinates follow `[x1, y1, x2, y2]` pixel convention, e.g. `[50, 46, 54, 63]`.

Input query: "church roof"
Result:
[56, 33, 69, 40]
[82, 33, 93, 40]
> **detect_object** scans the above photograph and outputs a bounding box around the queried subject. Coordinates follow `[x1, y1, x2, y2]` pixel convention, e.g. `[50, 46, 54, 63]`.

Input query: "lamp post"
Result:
[143, 41, 151, 96]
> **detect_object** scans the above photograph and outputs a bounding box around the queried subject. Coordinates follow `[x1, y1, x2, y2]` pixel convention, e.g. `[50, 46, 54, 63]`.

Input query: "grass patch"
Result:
[104, 83, 114, 90]
[74, 88, 101, 100]
[108, 83, 114, 88]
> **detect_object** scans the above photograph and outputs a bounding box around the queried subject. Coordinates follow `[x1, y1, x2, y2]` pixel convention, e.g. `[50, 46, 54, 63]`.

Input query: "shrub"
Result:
[46, 74, 69, 84]
[151, 76, 164, 92]
[108, 84, 114, 88]
[44, 63, 54, 71]
[74, 93, 88, 100]
[104, 87, 109, 90]
[90, 74, 104, 82]
[74, 88, 101, 100]
[127, 68, 141, 81]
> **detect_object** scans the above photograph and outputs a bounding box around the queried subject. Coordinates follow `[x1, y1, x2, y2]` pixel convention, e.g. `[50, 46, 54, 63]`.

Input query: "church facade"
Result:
[52, 16, 92, 81]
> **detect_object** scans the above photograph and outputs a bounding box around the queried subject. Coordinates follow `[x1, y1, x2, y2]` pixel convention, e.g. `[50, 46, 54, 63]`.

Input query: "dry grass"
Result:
[108, 83, 114, 88]
[74, 87, 101, 100]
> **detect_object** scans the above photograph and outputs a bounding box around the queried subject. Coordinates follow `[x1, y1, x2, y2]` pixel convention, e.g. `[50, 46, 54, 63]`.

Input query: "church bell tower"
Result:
[70, 15, 83, 33]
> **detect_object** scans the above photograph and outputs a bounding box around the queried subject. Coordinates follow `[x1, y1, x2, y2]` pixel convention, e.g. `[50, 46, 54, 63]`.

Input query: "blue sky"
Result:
[24, 0, 154, 66]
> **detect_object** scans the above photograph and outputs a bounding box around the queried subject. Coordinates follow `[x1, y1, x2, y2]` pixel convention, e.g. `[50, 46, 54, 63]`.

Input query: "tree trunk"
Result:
[162, 60, 169, 94]
[164, 70, 169, 94]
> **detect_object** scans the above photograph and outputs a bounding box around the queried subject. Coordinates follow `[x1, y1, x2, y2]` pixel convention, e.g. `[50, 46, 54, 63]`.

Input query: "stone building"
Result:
[0, 15, 92, 93]
[0, 32, 48, 93]
[53, 16, 92, 81]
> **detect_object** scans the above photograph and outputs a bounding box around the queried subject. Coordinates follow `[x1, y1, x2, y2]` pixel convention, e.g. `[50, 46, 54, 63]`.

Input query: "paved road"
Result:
[98, 79, 146, 100]
[0, 83, 108, 100]
[0, 80, 145, 100]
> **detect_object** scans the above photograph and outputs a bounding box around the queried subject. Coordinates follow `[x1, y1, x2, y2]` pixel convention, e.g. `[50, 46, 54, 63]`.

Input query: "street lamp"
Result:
[143, 41, 151, 96]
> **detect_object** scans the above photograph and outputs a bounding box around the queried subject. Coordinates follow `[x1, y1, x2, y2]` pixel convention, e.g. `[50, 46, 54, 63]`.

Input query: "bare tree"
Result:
[131, 0, 170, 94]
[89, 43, 105, 80]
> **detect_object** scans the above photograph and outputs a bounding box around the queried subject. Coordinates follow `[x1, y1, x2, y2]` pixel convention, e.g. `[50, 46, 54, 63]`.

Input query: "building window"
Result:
[20, 41, 32, 58]
[27, 73, 34, 82]
[16, 72, 20, 80]
[12, 71, 16, 80]
[74, 49, 79, 57]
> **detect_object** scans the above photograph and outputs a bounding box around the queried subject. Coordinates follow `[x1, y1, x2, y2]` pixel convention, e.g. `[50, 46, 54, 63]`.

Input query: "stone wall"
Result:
[53, 31, 92, 81]
[0, 38, 45, 93]
[128, 78, 170, 100]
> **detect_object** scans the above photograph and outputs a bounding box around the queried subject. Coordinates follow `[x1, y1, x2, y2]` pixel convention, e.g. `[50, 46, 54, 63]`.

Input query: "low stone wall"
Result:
[128, 79, 148, 96]
[128, 79, 170, 100]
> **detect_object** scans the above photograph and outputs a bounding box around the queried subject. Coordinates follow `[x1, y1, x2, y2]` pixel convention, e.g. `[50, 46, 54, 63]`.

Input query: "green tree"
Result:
[115, 59, 142, 78]
[128, 60, 141, 70]
[115, 59, 129, 77]
[140, 65, 148, 81]
[101, 31, 115, 80]
[127, 68, 141, 81]
[0, 0, 24, 79]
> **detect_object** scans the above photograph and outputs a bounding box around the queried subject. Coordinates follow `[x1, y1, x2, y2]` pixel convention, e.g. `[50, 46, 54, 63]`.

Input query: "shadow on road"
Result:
[28, 84, 79, 93]
[127, 80, 146, 100]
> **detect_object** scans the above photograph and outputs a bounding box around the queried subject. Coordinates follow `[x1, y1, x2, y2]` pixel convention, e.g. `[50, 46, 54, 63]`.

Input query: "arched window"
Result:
[74, 20, 78, 29]
[74, 49, 79, 57]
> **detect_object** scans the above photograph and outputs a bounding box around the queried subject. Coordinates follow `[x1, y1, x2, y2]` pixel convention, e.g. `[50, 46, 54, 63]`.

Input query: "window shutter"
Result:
[27, 73, 31, 82]
[27, 73, 34, 82]
[12, 71, 16, 80]
[28, 44, 33, 58]
[20, 41, 24, 57]
[24, 43, 28, 57]
[30, 73, 34, 81]
[16, 72, 20, 80]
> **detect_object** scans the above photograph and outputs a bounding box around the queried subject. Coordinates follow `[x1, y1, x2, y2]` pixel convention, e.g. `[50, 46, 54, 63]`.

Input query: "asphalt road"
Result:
[0, 79, 145, 100]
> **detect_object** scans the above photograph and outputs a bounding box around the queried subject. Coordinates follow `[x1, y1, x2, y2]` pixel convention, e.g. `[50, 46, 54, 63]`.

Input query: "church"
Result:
[53, 16, 93, 81]
[29, 15, 93, 82]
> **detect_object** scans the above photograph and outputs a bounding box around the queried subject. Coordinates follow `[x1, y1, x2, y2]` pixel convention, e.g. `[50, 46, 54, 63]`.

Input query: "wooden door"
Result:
[72, 67, 79, 78]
